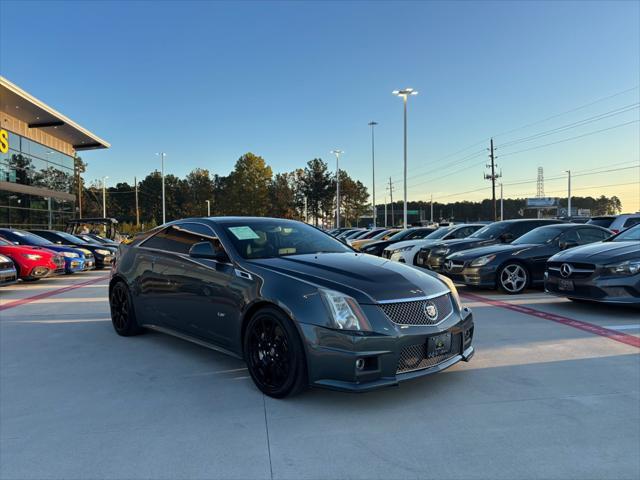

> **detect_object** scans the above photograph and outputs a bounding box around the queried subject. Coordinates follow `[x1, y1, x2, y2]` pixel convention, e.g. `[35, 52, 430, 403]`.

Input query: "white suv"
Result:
[588, 214, 640, 234]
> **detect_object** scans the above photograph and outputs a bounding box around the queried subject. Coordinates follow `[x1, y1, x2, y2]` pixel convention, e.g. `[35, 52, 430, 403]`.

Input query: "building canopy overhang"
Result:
[0, 76, 110, 151]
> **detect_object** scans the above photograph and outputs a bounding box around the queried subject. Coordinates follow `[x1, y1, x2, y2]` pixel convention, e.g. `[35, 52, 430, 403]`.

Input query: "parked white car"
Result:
[382, 224, 485, 264]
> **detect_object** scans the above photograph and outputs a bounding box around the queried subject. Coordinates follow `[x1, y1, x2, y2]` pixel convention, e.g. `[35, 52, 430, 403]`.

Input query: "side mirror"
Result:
[559, 241, 578, 250]
[500, 233, 514, 243]
[189, 241, 229, 262]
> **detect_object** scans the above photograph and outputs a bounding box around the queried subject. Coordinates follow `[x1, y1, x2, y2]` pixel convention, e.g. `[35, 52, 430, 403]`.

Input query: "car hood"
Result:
[384, 238, 442, 251]
[429, 237, 499, 253]
[548, 241, 640, 264]
[448, 243, 539, 260]
[0, 245, 58, 257]
[246, 252, 449, 304]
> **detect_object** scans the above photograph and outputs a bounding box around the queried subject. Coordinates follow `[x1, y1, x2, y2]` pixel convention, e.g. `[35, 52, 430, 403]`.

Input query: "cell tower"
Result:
[536, 167, 545, 198]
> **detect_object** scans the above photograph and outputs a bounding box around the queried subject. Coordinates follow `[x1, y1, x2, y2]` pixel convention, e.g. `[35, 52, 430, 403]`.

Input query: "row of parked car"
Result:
[328, 214, 640, 305]
[0, 228, 118, 285]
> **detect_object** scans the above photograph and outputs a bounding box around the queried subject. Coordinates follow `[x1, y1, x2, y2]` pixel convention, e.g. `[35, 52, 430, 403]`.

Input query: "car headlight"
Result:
[606, 260, 640, 276]
[470, 254, 496, 267]
[78, 248, 92, 255]
[319, 289, 371, 331]
[435, 273, 463, 311]
[95, 249, 111, 255]
[61, 251, 80, 258]
[394, 245, 414, 253]
[21, 253, 42, 260]
[433, 247, 449, 255]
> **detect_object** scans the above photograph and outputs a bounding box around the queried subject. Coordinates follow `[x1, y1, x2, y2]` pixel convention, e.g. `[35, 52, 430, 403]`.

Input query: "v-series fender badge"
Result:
[0, 129, 8, 154]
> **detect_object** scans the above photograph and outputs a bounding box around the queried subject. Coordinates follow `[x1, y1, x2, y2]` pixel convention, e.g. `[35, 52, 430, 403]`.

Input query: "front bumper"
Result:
[446, 264, 497, 288]
[0, 267, 18, 285]
[299, 307, 475, 392]
[545, 271, 640, 305]
[64, 258, 86, 273]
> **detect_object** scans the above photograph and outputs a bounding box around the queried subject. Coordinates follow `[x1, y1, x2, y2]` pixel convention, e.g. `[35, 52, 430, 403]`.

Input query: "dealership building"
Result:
[0, 76, 109, 230]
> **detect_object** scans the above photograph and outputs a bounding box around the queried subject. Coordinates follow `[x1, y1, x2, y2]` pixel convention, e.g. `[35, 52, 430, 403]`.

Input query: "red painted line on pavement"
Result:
[462, 292, 640, 349]
[0, 275, 110, 312]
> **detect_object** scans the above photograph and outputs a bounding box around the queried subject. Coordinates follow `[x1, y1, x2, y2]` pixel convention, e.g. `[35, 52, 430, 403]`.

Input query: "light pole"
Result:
[393, 88, 418, 228]
[368, 121, 378, 227]
[205, 200, 211, 216]
[102, 176, 109, 218]
[565, 170, 572, 218]
[500, 182, 504, 221]
[156, 152, 167, 224]
[331, 149, 344, 228]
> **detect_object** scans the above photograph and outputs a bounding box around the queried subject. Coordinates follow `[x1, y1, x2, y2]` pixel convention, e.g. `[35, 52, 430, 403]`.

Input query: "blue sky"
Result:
[1, 0, 639, 210]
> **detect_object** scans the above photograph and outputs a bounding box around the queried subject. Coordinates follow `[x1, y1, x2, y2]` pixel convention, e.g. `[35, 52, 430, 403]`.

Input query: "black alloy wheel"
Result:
[244, 307, 307, 398]
[498, 262, 529, 294]
[109, 281, 143, 336]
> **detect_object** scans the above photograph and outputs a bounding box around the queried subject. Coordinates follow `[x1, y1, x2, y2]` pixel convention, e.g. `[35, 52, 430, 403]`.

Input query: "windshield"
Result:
[55, 231, 90, 245]
[0, 230, 53, 246]
[425, 228, 453, 239]
[512, 226, 564, 245]
[222, 220, 352, 259]
[0, 238, 10, 246]
[611, 224, 640, 242]
[469, 223, 509, 240]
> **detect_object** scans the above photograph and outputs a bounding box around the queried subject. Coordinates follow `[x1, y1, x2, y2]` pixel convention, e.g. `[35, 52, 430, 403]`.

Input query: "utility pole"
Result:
[102, 176, 109, 218]
[430, 194, 433, 224]
[156, 152, 167, 224]
[368, 121, 378, 227]
[304, 196, 308, 223]
[386, 177, 395, 227]
[135, 176, 140, 227]
[384, 195, 388, 227]
[500, 182, 504, 221]
[331, 149, 344, 228]
[484, 138, 501, 221]
[566, 170, 572, 218]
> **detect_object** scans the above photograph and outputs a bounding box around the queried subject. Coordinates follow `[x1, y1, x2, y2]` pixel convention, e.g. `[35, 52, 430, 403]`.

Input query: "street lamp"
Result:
[565, 170, 572, 219]
[368, 121, 378, 227]
[102, 176, 109, 218]
[155, 152, 167, 224]
[205, 200, 211, 216]
[392, 87, 418, 228]
[330, 149, 344, 228]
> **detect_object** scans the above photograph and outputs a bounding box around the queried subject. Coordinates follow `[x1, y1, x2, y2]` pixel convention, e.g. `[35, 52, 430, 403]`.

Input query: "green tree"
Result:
[269, 172, 299, 219]
[220, 153, 273, 216]
[300, 158, 333, 226]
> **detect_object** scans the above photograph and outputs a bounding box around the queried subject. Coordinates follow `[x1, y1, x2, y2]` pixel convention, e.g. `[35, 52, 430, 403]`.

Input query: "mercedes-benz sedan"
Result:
[109, 217, 474, 398]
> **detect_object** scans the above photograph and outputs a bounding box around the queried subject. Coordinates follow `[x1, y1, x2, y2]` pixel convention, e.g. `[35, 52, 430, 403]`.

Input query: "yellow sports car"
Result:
[350, 229, 401, 250]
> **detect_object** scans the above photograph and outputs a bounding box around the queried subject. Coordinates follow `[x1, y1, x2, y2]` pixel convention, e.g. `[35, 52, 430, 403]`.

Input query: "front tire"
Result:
[109, 281, 143, 336]
[244, 307, 307, 398]
[498, 263, 529, 294]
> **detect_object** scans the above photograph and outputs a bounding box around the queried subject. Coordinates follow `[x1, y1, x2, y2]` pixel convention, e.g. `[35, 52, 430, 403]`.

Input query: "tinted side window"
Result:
[509, 222, 536, 239]
[142, 223, 219, 255]
[623, 217, 640, 228]
[577, 228, 610, 243]
[559, 229, 579, 243]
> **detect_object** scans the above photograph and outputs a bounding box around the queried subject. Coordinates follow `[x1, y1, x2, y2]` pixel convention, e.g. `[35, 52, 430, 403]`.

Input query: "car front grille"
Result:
[379, 294, 454, 326]
[547, 261, 596, 279]
[397, 333, 461, 374]
[382, 249, 392, 259]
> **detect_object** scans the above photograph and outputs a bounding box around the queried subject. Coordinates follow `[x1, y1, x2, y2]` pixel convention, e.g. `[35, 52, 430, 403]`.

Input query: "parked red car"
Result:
[0, 237, 65, 281]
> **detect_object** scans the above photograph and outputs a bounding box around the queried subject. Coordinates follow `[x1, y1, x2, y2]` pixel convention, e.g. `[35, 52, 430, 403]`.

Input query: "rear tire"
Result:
[109, 281, 144, 336]
[244, 307, 307, 398]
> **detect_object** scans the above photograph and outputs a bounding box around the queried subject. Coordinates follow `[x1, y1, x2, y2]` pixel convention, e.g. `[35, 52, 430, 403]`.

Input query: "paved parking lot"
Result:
[1, 271, 639, 480]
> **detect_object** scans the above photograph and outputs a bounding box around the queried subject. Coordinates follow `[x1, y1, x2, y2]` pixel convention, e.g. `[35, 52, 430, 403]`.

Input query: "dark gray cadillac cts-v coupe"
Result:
[109, 217, 475, 397]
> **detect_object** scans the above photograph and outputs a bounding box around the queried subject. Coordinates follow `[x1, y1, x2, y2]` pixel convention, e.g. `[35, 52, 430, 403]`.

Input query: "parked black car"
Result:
[360, 227, 438, 256]
[29, 230, 116, 269]
[416, 219, 563, 272]
[76, 233, 118, 246]
[545, 224, 640, 305]
[443, 223, 611, 293]
[109, 217, 474, 397]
